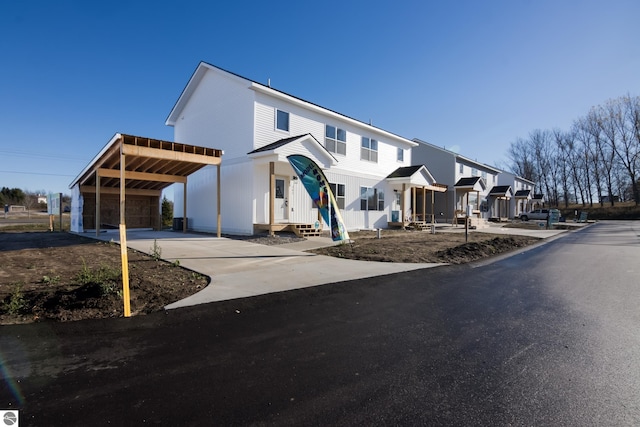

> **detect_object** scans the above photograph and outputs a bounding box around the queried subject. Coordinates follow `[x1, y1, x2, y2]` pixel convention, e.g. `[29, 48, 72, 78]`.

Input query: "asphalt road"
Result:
[1, 221, 639, 426]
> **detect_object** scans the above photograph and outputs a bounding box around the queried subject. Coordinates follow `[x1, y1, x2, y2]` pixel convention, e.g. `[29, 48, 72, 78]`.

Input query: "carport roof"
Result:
[455, 176, 486, 191]
[70, 133, 223, 191]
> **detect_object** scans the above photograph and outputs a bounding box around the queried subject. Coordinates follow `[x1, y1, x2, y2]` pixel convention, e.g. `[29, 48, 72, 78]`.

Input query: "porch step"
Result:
[292, 224, 323, 237]
[409, 221, 431, 231]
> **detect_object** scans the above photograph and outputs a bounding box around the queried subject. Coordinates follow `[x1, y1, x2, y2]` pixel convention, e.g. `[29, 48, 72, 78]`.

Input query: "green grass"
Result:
[2, 283, 26, 315]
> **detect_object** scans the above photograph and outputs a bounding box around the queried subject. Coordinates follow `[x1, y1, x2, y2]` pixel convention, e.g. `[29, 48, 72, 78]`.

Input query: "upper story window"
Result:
[471, 167, 478, 176]
[397, 147, 404, 162]
[325, 125, 346, 155]
[361, 137, 378, 162]
[276, 109, 289, 132]
[481, 171, 487, 181]
[458, 163, 464, 174]
[329, 183, 345, 209]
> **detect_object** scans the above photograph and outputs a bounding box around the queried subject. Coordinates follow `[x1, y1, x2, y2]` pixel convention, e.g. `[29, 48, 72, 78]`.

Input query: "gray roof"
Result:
[247, 135, 309, 154]
[489, 185, 512, 196]
[386, 165, 423, 179]
[455, 177, 482, 187]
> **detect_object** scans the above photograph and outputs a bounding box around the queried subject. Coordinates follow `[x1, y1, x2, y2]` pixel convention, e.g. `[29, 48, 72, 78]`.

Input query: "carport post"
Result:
[401, 184, 406, 226]
[217, 163, 221, 238]
[95, 173, 100, 237]
[269, 162, 275, 236]
[183, 182, 187, 233]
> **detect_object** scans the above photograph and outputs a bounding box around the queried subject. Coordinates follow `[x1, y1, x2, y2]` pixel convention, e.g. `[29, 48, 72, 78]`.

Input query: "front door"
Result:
[275, 177, 288, 221]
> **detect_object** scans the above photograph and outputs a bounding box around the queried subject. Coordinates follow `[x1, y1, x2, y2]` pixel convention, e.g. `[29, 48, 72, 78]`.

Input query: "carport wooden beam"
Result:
[121, 144, 221, 166]
[97, 168, 187, 184]
[80, 186, 161, 197]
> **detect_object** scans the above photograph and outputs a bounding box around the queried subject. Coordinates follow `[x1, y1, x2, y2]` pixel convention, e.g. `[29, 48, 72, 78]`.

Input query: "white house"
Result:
[497, 172, 536, 218]
[411, 138, 501, 225]
[166, 62, 444, 236]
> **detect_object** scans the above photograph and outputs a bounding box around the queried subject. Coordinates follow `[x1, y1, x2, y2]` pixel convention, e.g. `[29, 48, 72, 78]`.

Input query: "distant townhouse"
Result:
[496, 172, 536, 219]
[411, 139, 502, 226]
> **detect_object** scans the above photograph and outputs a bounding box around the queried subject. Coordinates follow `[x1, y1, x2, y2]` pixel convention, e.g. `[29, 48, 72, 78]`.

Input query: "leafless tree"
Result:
[506, 94, 639, 206]
[554, 129, 572, 208]
[506, 137, 536, 181]
[563, 128, 587, 205]
[529, 129, 556, 205]
[594, 103, 619, 206]
[615, 95, 640, 205]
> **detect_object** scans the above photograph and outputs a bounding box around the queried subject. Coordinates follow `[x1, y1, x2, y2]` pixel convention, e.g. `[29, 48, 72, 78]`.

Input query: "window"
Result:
[481, 171, 487, 181]
[325, 125, 346, 155]
[329, 183, 345, 209]
[276, 109, 289, 132]
[471, 167, 478, 176]
[458, 163, 464, 174]
[361, 137, 378, 162]
[397, 147, 404, 162]
[360, 186, 384, 211]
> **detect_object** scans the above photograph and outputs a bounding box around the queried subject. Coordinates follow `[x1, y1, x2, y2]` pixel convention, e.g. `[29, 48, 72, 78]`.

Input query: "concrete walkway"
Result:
[93, 230, 443, 308]
[90, 222, 579, 309]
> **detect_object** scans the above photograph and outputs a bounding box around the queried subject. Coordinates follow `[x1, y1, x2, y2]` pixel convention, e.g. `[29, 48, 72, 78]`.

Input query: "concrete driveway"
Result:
[93, 230, 443, 308]
[91, 223, 576, 308]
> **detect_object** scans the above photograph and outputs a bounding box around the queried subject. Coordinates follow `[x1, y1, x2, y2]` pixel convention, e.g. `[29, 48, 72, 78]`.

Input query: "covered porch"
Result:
[532, 193, 545, 210]
[488, 185, 513, 222]
[247, 134, 337, 236]
[454, 176, 487, 225]
[514, 189, 533, 218]
[386, 165, 448, 229]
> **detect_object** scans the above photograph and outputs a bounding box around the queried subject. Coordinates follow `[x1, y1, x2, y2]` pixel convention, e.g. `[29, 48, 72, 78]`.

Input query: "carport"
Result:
[70, 133, 223, 236]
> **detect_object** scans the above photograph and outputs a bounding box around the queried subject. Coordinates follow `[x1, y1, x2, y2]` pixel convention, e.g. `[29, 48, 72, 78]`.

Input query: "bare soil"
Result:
[310, 229, 539, 263]
[0, 232, 207, 325]
[0, 228, 540, 325]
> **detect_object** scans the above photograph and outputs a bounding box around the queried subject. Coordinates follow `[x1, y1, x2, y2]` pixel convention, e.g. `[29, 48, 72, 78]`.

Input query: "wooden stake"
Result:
[119, 149, 131, 317]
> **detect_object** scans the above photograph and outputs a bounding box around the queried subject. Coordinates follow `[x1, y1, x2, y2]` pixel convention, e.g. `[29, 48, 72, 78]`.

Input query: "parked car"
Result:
[520, 208, 560, 221]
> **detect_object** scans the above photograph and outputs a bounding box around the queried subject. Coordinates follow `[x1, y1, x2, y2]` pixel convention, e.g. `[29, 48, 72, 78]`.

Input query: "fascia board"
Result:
[250, 83, 417, 148]
[69, 133, 122, 188]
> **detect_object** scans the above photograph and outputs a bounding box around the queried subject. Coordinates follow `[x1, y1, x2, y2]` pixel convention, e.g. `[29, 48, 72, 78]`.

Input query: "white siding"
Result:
[324, 170, 391, 230]
[173, 69, 254, 159]
[170, 65, 421, 234]
[253, 92, 411, 179]
[174, 161, 255, 235]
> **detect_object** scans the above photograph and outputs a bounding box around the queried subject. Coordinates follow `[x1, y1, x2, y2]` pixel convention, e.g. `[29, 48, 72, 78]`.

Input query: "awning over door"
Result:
[488, 185, 513, 198]
[454, 176, 486, 192]
[386, 165, 447, 193]
[515, 189, 532, 199]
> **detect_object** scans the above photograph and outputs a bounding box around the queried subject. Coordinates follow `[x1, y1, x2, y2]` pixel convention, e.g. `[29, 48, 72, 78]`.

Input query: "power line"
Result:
[0, 149, 87, 162]
[0, 170, 75, 177]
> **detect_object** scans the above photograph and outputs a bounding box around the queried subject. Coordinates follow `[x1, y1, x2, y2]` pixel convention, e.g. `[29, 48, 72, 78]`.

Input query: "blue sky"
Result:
[1, 0, 639, 197]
